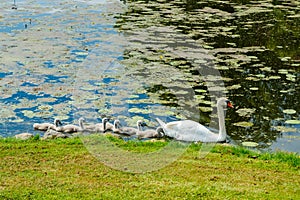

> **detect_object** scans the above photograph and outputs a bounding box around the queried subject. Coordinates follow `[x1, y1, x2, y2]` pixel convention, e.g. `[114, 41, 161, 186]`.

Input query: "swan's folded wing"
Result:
[164, 121, 181, 129]
[176, 120, 200, 130]
[175, 122, 213, 141]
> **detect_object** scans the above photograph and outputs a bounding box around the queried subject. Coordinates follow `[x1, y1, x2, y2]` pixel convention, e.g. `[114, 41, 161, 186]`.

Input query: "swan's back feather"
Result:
[156, 118, 220, 142]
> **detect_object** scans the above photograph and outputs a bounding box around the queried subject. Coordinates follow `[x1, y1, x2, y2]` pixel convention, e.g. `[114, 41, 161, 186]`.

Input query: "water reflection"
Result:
[116, 0, 300, 152]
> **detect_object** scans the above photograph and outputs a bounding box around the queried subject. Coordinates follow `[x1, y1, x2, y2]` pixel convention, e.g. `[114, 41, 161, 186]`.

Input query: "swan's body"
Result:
[105, 121, 114, 131]
[15, 133, 33, 140]
[92, 118, 111, 133]
[43, 129, 70, 139]
[33, 118, 61, 131]
[156, 98, 233, 142]
[113, 120, 139, 136]
[136, 124, 164, 139]
[56, 117, 84, 133]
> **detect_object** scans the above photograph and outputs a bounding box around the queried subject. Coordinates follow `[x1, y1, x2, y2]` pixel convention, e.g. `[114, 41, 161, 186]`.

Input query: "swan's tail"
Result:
[155, 118, 166, 127]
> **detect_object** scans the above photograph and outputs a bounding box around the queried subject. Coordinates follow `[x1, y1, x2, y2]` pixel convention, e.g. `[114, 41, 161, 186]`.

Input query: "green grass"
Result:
[211, 144, 300, 168]
[101, 134, 169, 152]
[0, 136, 299, 199]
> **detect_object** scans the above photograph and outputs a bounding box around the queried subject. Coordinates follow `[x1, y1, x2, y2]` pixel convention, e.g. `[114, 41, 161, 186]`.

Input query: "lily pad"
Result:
[283, 109, 296, 114]
[38, 105, 53, 111]
[21, 110, 35, 118]
[281, 57, 291, 62]
[233, 121, 254, 128]
[199, 106, 212, 113]
[242, 141, 259, 147]
[55, 115, 70, 121]
[74, 51, 88, 56]
[124, 116, 147, 127]
[285, 120, 300, 125]
[268, 76, 281, 80]
[286, 74, 296, 82]
[128, 95, 140, 99]
[273, 126, 297, 133]
[151, 107, 176, 117]
[278, 69, 288, 74]
[128, 108, 152, 114]
[260, 67, 272, 72]
[280, 90, 289, 93]
[227, 84, 241, 90]
[236, 108, 256, 117]
[75, 57, 85, 62]
[245, 76, 260, 81]
[10, 118, 24, 123]
[255, 74, 265, 78]
[194, 95, 205, 100]
[0, 108, 16, 118]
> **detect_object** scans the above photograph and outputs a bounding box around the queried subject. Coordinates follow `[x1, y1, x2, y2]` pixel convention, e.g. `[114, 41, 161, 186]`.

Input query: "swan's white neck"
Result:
[102, 119, 107, 130]
[79, 119, 84, 129]
[217, 103, 226, 142]
[114, 121, 118, 129]
[137, 123, 142, 131]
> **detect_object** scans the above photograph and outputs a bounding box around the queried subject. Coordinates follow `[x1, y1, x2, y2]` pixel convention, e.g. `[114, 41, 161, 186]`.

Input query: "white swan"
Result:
[156, 97, 234, 142]
[56, 117, 85, 133]
[112, 120, 139, 136]
[135, 120, 164, 139]
[105, 121, 114, 131]
[43, 129, 70, 139]
[83, 116, 113, 132]
[136, 121, 164, 139]
[33, 118, 62, 131]
[93, 118, 111, 133]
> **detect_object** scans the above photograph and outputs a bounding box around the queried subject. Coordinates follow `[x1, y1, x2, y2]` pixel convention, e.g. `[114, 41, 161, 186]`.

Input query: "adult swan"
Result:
[156, 97, 234, 142]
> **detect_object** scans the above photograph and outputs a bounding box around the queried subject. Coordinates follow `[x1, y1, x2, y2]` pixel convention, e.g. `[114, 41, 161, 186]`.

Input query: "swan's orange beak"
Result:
[227, 101, 234, 108]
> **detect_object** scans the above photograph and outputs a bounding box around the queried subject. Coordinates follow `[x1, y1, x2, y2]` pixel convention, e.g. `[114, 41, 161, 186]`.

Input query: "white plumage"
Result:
[156, 98, 233, 142]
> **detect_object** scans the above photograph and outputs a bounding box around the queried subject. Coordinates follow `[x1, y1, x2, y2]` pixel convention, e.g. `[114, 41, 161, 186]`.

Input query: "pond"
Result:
[0, 0, 299, 153]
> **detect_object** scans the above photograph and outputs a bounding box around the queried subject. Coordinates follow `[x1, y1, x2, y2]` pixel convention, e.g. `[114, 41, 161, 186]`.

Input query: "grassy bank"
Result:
[0, 136, 299, 199]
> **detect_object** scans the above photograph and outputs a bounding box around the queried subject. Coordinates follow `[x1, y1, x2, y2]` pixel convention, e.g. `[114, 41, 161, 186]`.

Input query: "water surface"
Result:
[0, 0, 299, 153]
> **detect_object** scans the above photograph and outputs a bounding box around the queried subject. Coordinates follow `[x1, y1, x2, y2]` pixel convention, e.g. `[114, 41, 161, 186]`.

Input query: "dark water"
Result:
[0, 0, 299, 153]
[114, 0, 300, 152]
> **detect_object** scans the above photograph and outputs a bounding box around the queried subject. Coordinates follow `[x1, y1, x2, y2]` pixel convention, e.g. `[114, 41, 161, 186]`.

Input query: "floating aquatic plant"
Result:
[128, 108, 152, 114]
[242, 141, 259, 147]
[38, 105, 52, 111]
[273, 126, 297, 133]
[283, 109, 297, 115]
[0, 0, 299, 154]
[285, 120, 300, 125]
[21, 110, 35, 118]
[236, 108, 256, 117]
[233, 121, 254, 128]
[249, 87, 259, 91]
[0, 107, 16, 119]
[227, 84, 242, 90]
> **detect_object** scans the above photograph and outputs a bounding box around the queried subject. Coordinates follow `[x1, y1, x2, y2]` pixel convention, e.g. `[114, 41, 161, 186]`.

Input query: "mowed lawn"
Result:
[0, 136, 299, 199]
